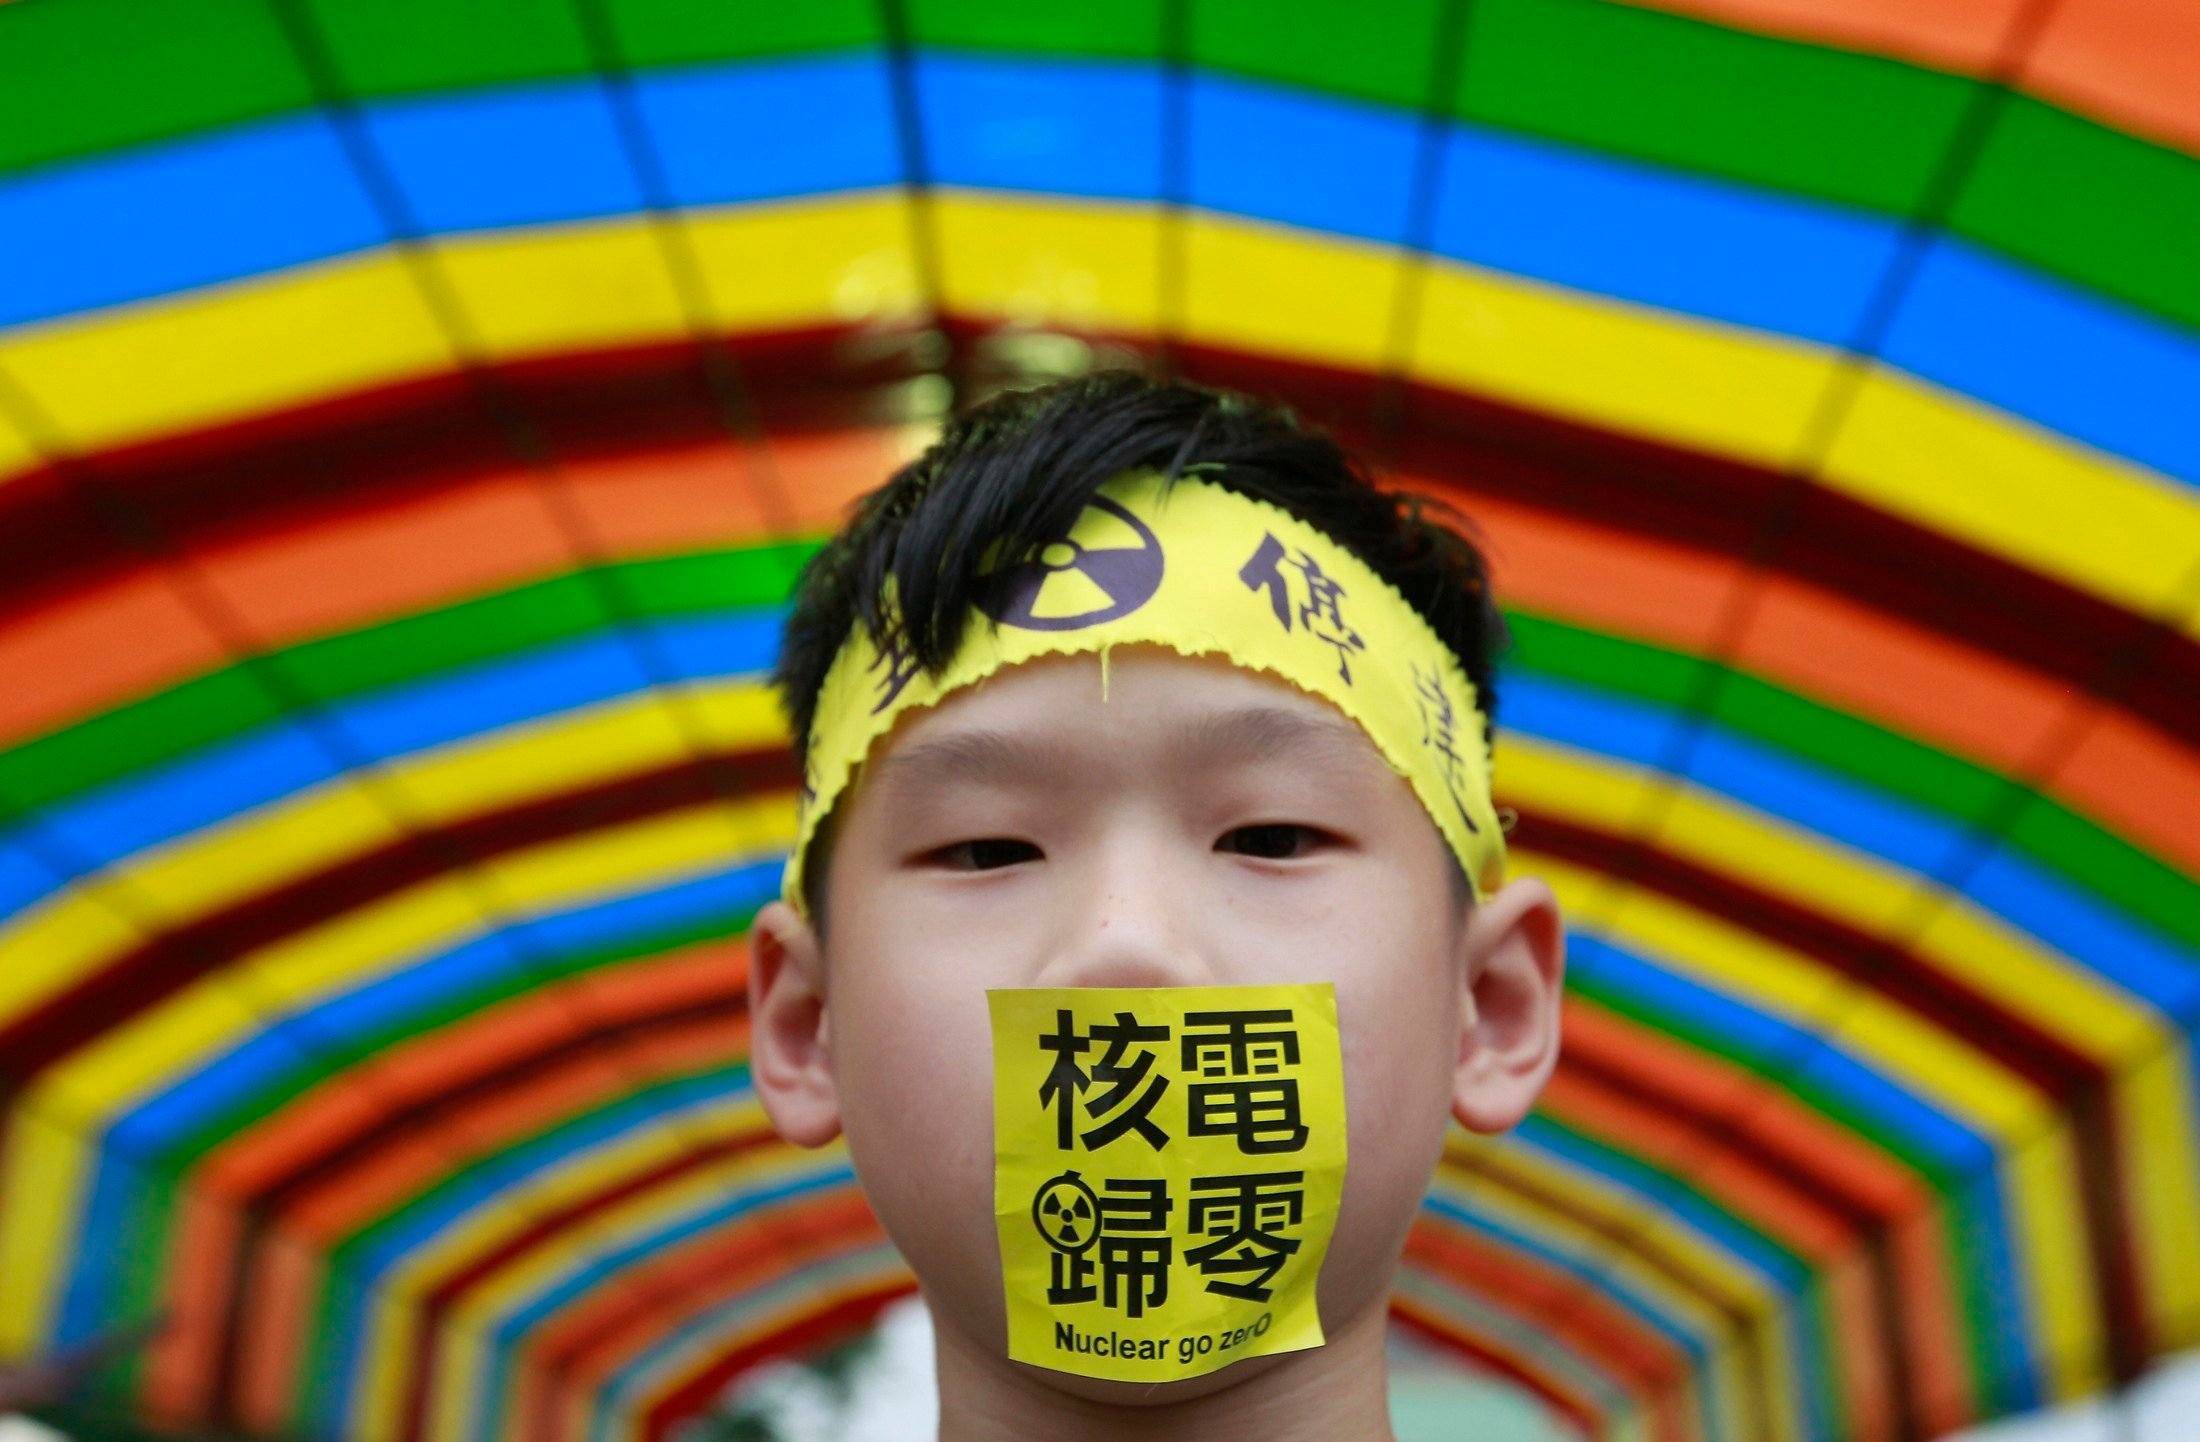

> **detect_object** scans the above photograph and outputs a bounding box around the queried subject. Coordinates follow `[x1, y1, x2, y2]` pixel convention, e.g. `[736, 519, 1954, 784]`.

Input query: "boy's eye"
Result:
[1218, 823, 1328, 860]
[930, 837, 1043, 870]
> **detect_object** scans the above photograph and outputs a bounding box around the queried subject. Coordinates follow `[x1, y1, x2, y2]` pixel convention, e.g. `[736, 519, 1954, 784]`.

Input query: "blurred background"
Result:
[0, 1, 2195, 1440]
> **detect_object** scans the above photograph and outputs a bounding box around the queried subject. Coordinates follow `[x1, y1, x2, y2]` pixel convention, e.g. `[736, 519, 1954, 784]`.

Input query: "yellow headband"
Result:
[784, 470, 1505, 915]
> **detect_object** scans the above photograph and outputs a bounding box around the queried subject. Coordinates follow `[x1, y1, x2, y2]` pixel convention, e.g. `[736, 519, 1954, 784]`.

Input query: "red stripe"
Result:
[7, 324, 2192, 750]
[0, 749, 794, 1087]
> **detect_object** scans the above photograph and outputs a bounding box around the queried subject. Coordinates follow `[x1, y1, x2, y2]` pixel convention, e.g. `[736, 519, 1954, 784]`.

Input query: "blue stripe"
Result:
[5, 53, 2191, 494]
[0, 113, 387, 328]
[60, 859, 783, 1347]
[1960, 840, 2200, 1027]
[1950, 1160, 2043, 1413]
[1882, 238, 2200, 487]
[0, 608, 784, 919]
[0, 833, 70, 927]
[1571, 935, 1999, 1179]
[1186, 74, 1421, 244]
[1422, 1185, 1713, 1364]
[1430, 124, 1902, 349]
[306, 1065, 752, 1434]
[1505, 670, 2200, 1016]
[637, 54, 902, 206]
[363, 81, 645, 233]
[916, 52, 1163, 200]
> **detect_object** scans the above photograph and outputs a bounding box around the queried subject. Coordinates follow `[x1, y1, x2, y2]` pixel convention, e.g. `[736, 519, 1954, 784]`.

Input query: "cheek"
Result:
[823, 945, 1009, 1339]
[1322, 914, 1462, 1304]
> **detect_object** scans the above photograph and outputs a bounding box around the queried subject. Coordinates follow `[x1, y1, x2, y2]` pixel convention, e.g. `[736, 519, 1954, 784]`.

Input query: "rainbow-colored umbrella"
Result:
[2, 2, 2195, 1439]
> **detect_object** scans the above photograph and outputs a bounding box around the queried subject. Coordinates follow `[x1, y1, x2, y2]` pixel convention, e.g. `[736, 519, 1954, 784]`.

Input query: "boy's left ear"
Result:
[1450, 875, 1566, 1135]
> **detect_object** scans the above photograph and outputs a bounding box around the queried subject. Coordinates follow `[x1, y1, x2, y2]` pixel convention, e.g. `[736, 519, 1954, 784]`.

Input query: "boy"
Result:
[746, 371, 1565, 1440]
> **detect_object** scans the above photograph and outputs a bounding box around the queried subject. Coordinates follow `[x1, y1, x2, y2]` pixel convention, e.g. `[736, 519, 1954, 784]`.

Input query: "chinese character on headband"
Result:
[1411, 661, 1482, 835]
[869, 627, 922, 713]
[1238, 533, 1368, 683]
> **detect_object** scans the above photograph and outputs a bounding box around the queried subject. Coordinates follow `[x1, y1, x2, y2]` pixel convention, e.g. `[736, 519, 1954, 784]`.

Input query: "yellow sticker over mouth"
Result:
[988, 983, 1348, 1382]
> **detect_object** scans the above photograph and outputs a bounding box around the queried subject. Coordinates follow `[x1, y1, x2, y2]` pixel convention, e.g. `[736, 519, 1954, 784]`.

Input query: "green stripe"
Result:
[1503, 611, 2200, 955]
[1453, 0, 1971, 217]
[3, 0, 2194, 343]
[6, 557, 2188, 1002]
[906, 0, 1160, 60]
[0, 0, 882, 175]
[0, 540, 817, 818]
[1951, 92, 2200, 334]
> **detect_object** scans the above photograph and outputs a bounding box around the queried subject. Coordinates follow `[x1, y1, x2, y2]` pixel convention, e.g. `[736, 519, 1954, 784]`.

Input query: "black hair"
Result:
[773, 369, 1509, 916]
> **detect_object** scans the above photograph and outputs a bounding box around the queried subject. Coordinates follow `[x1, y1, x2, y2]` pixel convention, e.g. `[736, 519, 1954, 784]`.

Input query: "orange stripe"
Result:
[542, 1194, 884, 1442]
[530, 1191, 887, 1442]
[281, 1016, 746, 1240]
[1626, 0, 2200, 154]
[0, 427, 899, 749]
[1562, 1000, 1976, 1425]
[1817, 1247, 1899, 1442]
[1388, 1294, 1615, 1439]
[193, 942, 746, 1200]
[1405, 1215, 1699, 1442]
[156, 941, 746, 1427]
[1543, 1068, 1863, 1255]
[1563, 1003, 1928, 1219]
[1435, 481, 2200, 876]
[231, 1015, 747, 1429]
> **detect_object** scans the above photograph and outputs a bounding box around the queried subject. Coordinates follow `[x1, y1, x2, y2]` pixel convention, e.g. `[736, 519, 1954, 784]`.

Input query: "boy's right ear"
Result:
[747, 899, 843, 1147]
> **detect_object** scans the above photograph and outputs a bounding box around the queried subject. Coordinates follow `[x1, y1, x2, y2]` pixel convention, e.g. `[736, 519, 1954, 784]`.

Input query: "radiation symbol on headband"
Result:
[980, 497, 1165, 632]
[1033, 1169, 1101, 1254]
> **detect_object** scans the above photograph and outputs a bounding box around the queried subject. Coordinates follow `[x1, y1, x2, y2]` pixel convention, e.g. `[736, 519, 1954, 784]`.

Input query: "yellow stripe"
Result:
[934, 190, 1161, 334]
[0, 194, 916, 471]
[0, 385, 43, 475]
[2115, 1040, 2200, 1352]
[1495, 734, 2160, 1066]
[1824, 370, 2200, 627]
[0, 1101, 96, 1352]
[1411, 257, 1834, 475]
[0, 679, 789, 1026]
[353, 1104, 805, 1442]
[1182, 212, 1408, 374]
[4, 195, 2191, 644]
[2001, 1119, 2108, 1403]
[1431, 1146, 1766, 1442]
[425, 1137, 839, 1442]
[1518, 848, 2057, 1142]
[0, 797, 792, 1355]
[2, 254, 454, 461]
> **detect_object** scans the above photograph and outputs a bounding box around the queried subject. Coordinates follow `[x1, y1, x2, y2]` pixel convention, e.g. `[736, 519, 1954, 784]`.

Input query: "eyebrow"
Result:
[870, 704, 1378, 799]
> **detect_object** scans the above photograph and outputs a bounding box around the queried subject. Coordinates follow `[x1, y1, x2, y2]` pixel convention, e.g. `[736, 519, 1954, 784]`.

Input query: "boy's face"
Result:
[751, 646, 1563, 1400]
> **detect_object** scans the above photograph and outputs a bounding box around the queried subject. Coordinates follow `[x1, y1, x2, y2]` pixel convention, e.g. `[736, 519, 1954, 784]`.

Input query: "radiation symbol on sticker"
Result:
[980, 497, 1165, 632]
[1033, 1169, 1101, 1255]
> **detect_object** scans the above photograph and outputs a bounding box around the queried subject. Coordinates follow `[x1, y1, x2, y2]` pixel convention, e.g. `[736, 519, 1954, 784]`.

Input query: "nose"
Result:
[1029, 829, 1216, 991]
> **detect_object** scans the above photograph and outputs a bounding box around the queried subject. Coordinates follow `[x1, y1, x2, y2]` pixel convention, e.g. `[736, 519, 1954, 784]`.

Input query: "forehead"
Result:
[863, 646, 1393, 793]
